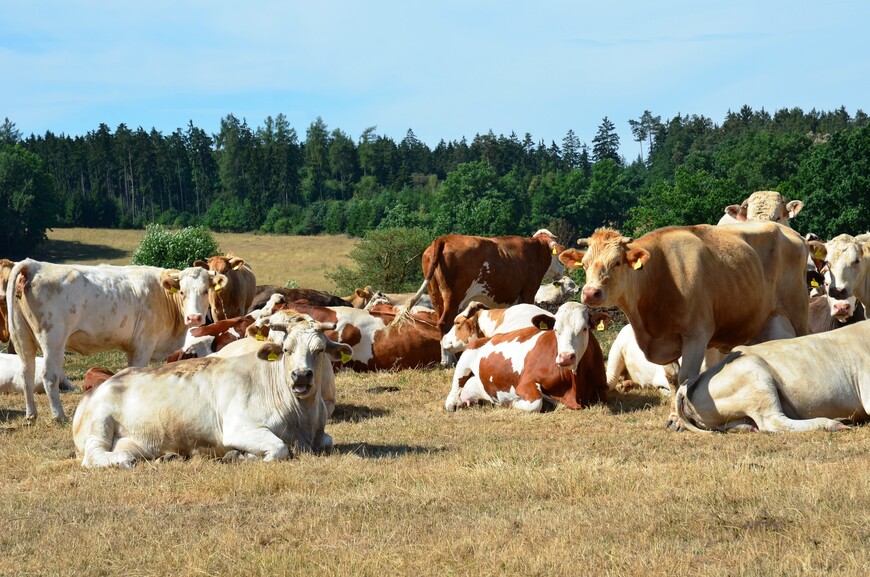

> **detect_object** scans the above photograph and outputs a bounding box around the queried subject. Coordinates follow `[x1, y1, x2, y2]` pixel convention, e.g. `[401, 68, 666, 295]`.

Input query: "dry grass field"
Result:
[1, 229, 868, 576]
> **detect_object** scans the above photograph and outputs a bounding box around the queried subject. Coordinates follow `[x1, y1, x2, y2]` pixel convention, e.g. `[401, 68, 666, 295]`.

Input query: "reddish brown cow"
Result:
[248, 285, 352, 313]
[405, 229, 564, 365]
[166, 315, 258, 362]
[82, 366, 116, 392]
[194, 254, 257, 321]
[445, 302, 609, 412]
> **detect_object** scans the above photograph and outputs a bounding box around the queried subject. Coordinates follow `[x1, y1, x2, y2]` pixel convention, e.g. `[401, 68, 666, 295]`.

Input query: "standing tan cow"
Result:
[194, 254, 256, 321]
[559, 223, 809, 428]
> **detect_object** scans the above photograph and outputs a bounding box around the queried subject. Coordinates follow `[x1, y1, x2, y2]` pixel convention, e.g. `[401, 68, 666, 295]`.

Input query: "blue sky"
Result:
[3, 1, 868, 158]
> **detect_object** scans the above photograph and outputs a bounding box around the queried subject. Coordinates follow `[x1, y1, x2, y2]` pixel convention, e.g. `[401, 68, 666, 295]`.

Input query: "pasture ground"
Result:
[0, 229, 868, 576]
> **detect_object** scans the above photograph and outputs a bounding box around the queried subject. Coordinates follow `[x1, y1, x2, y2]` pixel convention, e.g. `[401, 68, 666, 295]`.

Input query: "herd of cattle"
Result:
[0, 190, 868, 467]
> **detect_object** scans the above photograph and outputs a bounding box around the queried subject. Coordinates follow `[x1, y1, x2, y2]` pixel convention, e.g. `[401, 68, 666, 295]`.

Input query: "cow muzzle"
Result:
[291, 369, 314, 395]
[185, 313, 205, 327]
[556, 352, 576, 368]
[831, 299, 853, 320]
[580, 285, 604, 306]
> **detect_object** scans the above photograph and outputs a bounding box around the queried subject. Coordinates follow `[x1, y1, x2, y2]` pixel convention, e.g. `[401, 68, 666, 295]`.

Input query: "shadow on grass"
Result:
[0, 407, 26, 424]
[330, 403, 389, 423]
[31, 238, 129, 264]
[606, 390, 666, 414]
[332, 443, 445, 458]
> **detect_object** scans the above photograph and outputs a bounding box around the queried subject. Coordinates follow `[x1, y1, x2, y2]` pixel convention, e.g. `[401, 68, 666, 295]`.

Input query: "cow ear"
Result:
[806, 270, 824, 289]
[531, 314, 555, 331]
[161, 270, 181, 293]
[211, 273, 229, 292]
[325, 339, 353, 364]
[229, 257, 246, 270]
[589, 311, 611, 331]
[193, 260, 208, 270]
[724, 204, 746, 220]
[786, 200, 803, 219]
[355, 288, 367, 298]
[558, 248, 585, 269]
[246, 324, 271, 341]
[256, 343, 283, 362]
[626, 247, 649, 271]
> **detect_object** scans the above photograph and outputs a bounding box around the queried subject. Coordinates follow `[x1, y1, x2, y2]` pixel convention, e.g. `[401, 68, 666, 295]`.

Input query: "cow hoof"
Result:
[157, 452, 183, 463]
[827, 422, 850, 432]
[222, 450, 243, 463]
[665, 413, 687, 432]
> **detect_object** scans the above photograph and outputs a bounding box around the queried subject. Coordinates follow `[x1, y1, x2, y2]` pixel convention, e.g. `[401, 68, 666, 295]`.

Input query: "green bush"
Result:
[132, 224, 221, 269]
[326, 227, 433, 294]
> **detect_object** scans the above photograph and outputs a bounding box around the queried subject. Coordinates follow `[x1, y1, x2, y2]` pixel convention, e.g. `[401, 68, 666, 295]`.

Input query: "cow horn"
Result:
[576, 237, 589, 247]
[620, 236, 633, 244]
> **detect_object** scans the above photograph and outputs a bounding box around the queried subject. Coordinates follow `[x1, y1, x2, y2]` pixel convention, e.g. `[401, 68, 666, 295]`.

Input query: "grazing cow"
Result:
[444, 302, 609, 412]
[166, 315, 258, 362]
[559, 223, 809, 427]
[7, 260, 225, 421]
[440, 302, 553, 356]
[717, 190, 804, 226]
[260, 301, 443, 372]
[0, 353, 74, 394]
[823, 233, 870, 320]
[194, 254, 257, 321]
[248, 285, 352, 313]
[808, 295, 865, 334]
[72, 319, 351, 467]
[534, 276, 580, 313]
[405, 229, 564, 365]
[675, 321, 869, 433]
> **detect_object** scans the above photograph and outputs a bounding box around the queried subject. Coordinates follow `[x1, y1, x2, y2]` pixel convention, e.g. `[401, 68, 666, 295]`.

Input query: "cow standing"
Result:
[73, 319, 351, 467]
[559, 223, 809, 427]
[7, 260, 226, 421]
[194, 254, 257, 321]
[405, 229, 564, 366]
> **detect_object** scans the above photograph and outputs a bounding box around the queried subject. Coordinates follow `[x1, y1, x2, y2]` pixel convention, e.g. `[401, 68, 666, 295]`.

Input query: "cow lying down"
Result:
[675, 321, 869, 433]
[0, 353, 74, 394]
[72, 317, 352, 468]
[445, 301, 609, 412]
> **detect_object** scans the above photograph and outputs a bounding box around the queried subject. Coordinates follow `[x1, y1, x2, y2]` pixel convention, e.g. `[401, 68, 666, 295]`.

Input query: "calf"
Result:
[194, 254, 257, 321]
[823, 233, 870, 320]
[444, 302, 609, 412]
[676, 322, 869, 433]
[808, 295, 865, 334]
[534, 276, 580, 313]
[72, 319, 352, 467]
[166, 315, 258, 362]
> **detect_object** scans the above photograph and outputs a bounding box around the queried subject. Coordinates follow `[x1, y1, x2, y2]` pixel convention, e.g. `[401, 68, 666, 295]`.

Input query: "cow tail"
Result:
[674, 380, 713, 434]
[392, 238, 444, 327]
[7, 260, 38, 358]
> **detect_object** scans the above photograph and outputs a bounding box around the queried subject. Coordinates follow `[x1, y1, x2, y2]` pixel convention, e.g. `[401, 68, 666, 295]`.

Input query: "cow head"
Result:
[348, 286, 375, 309]
[724, 191, 803, 226]
[258, 319, 352, 398]
[823, 234, 870, 319]
[533, 229, 565, 281]
[161, 267, 227, 327]
[441, 301, 490, 354]
[546, 302, 610, 371]
[560, 229, 647, 307]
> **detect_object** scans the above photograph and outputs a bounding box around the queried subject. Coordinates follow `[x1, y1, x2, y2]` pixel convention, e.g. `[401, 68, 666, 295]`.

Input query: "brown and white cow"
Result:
[440, 302, 553, 356]
[72, 318, 350, 467]
[559, 223, 809, 427]
[248, 285, 352, 313]
[717, 190, 804, 226]
[194, 254, 257, 321]
[676, 321, 869, 433]
[405, 229, 564, 365]
[7, 259, 226, 421]
[166, 315, 258, 362]
[444, 302, 609, 412]
[822, 233, 870, 320]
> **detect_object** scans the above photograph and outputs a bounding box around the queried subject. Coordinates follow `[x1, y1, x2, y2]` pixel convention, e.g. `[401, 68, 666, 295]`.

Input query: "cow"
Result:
[675, 321, 869, 433]
[444, 302, 609, 412]
[7, 260, 226, 421]
[346, 286, 433, 311]
[534, 276, 580, 313]
[194, 254, 257, 321]
[258, 301, 443, 372]
[440, 302, 553, 357]
[82, 366, 115, 393]
[248, 285, 352, 313]
[558, 223, 809, 428]
[717, 190, 804, 226]
[404, 229, 564, 366]
[166, 315, 258, 362]
[0, 353, 74, 394]
[808, 294, 865, 334]
[822, 233, 870, 320]
[72, 318, 351, 467]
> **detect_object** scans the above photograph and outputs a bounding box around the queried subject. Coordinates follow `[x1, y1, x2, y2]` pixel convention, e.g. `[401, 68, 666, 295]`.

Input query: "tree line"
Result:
[1, 104, 868, 257]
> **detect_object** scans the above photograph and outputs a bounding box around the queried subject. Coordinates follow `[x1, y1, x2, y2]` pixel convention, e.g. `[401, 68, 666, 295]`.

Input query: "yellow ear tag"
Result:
[596, 320, 605, 331]
[169, 286, 178, 294]
[255, 333, 265, 341]
[632, 261, 643, 270]
[539, 321, 548, 330]
[267, 352, 279, 361]
[814, 249, 824, 259]
[214, 284, 223, 292]
[340, 351, 352, 364]
[811, 279, 820, 287]
[552, 248, 558, 255]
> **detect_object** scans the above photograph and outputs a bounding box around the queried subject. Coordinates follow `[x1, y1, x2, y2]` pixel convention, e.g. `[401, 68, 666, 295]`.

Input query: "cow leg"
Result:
[127, 344, 158, 367]
[668, 337, 710, 430]
[35, 335, 67, 421]
[509, 381, 549, 412]
[445, 354, 479, 411]
[222, 424, 292, 461]
[746, 311, 797, 345]
[14, 337, 38, 420]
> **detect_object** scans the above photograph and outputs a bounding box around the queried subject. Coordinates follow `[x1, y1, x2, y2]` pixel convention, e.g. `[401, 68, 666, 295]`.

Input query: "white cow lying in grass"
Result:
[72, 317, 352, 467]
[0, 353, 74, 394]
[675, 321, 869, 433]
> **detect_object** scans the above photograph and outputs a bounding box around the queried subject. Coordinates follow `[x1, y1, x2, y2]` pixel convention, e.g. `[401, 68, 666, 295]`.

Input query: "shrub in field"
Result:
[326, 227, 433, 294]
[132, 224, 220, 269]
